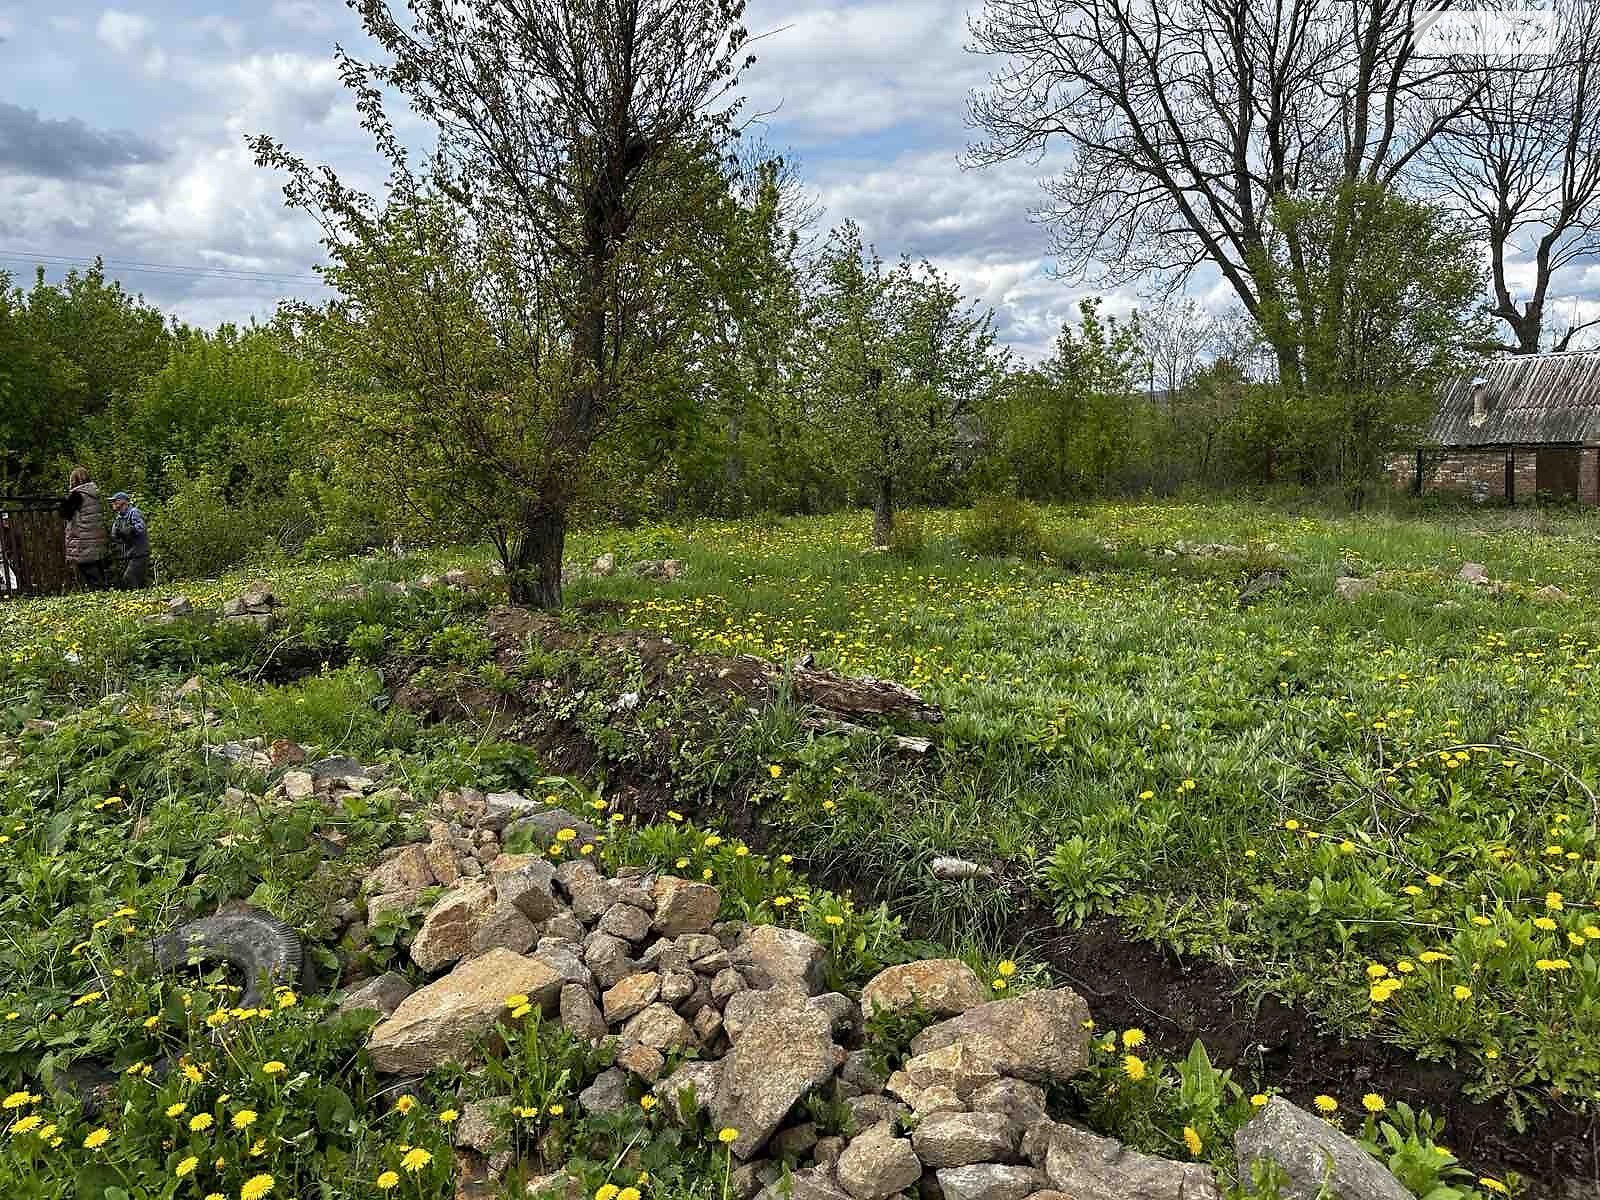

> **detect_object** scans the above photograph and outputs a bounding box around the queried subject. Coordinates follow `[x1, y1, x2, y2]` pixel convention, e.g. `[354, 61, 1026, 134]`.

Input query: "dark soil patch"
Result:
[253, 641, 350, 685]
[397, 603, 1598, 1198]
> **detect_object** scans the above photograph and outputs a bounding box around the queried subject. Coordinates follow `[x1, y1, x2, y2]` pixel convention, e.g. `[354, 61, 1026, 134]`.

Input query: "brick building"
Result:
[1389, 351, 1600, 504]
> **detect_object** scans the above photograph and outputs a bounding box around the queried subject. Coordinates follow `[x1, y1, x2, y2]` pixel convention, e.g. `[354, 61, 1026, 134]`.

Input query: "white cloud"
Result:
[96, 9, 152, 54]
[270, 0, 341, 33]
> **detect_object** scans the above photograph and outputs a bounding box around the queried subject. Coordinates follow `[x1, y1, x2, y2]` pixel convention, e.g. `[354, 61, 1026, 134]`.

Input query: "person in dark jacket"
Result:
[59, 466, 109, 589]
[109, 491, 151, 589]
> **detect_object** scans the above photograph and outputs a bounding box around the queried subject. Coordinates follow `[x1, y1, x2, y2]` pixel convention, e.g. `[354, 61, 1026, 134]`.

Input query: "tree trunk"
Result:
[872, 474, 894, 548]
[508, 505, 567, 610]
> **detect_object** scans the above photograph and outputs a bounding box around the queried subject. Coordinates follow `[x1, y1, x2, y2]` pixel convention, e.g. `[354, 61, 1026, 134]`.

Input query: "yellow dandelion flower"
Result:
[596, 1187, 621, 1200]
[718, 1127, 739, 1144]
[166, 1102, 187, 1118]
[1, 1092, 34, 1110]
[401, 1147, 433, 1172]
[83, 1127, 111, 1149]
[10, 1115, 42, 1135]
[376, 1171, 400, 1191]
[1362, 1094, 1385, 1114]
[232, 1110, 257, 1130]
[438, 1108, 459, 1124]
[177, 1155, 199, 1178]
[261, 1061, 286, 1075]
[1250, 1094, 1269, 1107]
[1182, 1126, 1202, 1157]
[240, 1173, 275, 1200]
[190, 1113, 214, 1132]
[1122, 1055, 1146, 1082]
[394, 1095, 416, 1114]
[1453, 985, 1473, 1000]
[1121, 1028, 1146, 1049]
[1312, 1095, 1337, 1114]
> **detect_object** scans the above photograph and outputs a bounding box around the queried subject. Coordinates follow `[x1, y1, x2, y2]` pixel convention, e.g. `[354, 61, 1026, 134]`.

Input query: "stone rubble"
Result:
[325, 776, 1415, 1200]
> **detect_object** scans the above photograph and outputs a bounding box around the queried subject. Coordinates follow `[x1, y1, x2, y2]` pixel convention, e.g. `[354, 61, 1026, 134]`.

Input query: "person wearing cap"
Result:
[109, 491, 151, 589]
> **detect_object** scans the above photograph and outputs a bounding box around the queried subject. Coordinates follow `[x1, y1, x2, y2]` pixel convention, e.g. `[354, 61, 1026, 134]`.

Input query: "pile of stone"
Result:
[222, 587, 281, 631]
[584, 553, 687, 582]
[337, 792, 1409, 1200]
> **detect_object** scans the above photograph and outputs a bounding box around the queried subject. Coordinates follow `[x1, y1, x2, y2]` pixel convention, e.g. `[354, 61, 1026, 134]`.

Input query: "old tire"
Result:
[146, 907, 305, 1007]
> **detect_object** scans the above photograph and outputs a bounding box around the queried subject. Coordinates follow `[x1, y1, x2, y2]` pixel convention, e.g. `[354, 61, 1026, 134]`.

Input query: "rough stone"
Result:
[723, 984, 811, 1041]
[836, 1123, 923, 1200]
[1233, 1099, 1408, 1200]
[862, 960, 988, 1019]
[936, 1165, 1039, 1200]
[532, 943, 591, 993]
[585, 934, 639, 989]
[654, 1060, 724, 1113]
[578, 1067, 631, 1115]
[693, 1004, 725, 1045]
[282, 770, 315, 801]
[542, 912, 586, 943]
[1458, 562, 1490, 586]
[454, 1098, 505, 1154]
[1335, 576, 1378, 601]
[890, 1039, 1002, 1104]
[338, 972, 414, 1018]
[623, 1002, 693, 1052]
[910, 989, 1092, 1086]
[469, 902, 537, 957]
[714, 1001, 838, 1159]
[731, 924, 829, 993]
[425, 840, 462, 887]
[509, 810, 603, 848]
[756, 1168, 852, 1200]
[652, 876, 723, 935]
[1036, 1121, 1219, 1200]
[712, 967, 748, 1005]
[572, 879, 624, 925]
[604, 972, 661, 1023]
[816, 1138, 847, 1167]
[1534, 584, 1571, 603]
[367, 948, 561, 1074]
[840, 1050, 889, 1095]
[364, 844, 435, 895]
[489, 855, 562, 923]
[599, 903, 652, 942]
[913, 1111, 1018, 1169]
[771, 1123, 820, 1162]
[969, 1080, 1046, 1134]
[412, 881, 498, 974]
[848, 1095, 911, 1131]
[560, 983, 607, 1042]
[616, 1042, 665, 1081]
[805, 991, 854, 1035]
[661, 970, 697, 1007]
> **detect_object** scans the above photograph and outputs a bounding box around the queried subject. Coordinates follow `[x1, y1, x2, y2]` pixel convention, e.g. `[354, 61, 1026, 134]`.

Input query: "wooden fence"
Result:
[0, 499, 72, 598]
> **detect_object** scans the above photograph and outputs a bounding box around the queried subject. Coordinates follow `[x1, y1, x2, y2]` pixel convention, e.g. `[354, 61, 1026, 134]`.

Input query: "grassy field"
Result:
[561, 501, 1600, 1112]
[2, 495, 1599, 1196]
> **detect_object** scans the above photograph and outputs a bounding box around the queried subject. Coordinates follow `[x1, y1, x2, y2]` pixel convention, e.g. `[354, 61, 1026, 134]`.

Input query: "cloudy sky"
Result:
[0, 0, 1127, 357]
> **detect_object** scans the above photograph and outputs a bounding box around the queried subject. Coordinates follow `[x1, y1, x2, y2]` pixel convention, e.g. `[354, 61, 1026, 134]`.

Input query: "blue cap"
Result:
[111, 492, 131, 502]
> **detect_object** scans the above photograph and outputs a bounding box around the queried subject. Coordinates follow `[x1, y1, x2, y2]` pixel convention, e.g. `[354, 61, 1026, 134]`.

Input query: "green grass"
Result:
[554, 499, 1600, 1111]
[2, 494, 1597, 1186]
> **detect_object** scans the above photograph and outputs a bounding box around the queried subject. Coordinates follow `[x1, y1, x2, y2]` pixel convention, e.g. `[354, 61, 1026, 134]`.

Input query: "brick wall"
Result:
[1385, 450, 1546, 503]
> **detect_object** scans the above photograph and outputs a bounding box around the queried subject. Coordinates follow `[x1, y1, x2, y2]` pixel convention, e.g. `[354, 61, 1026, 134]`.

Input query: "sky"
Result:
[2, 3, 1588, 361]
[0, 0, 1131, 358]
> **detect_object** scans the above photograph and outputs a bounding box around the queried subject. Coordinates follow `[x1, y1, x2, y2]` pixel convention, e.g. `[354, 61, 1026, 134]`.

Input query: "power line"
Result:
[0, 249, 326, 287]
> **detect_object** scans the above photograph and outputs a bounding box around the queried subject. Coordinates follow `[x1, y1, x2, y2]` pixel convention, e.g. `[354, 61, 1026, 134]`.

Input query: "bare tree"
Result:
[966, 0, 1475, 389]
[1137, 298, 1216, 400]
[251, 0, 751, 608]
[1421, 0, 1600, 353]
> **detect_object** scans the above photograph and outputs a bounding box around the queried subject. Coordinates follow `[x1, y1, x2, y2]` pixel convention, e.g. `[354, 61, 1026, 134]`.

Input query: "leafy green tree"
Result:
[810, 222, 1004, 545]
[0, 263, 173, 492]
[1255, 183, 1488, 501]
[980, 299, 1146, 497]
[251, 0, 751, 608]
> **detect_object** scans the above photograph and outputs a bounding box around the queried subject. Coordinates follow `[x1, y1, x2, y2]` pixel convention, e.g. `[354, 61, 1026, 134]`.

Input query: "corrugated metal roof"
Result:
[1428, 351, 1600, 446]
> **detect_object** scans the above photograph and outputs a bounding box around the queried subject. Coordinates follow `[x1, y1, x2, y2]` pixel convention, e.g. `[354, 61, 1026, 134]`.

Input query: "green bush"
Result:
[959, 495, 1044, 559]
[886, 511, 928, 559]
[152, 468, 272, 579]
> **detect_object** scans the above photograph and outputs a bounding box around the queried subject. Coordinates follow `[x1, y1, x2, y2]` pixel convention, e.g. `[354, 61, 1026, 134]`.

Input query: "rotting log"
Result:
[786, 653, 944, 725]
